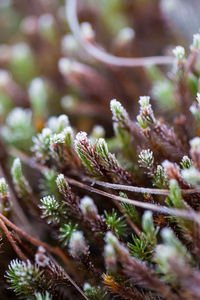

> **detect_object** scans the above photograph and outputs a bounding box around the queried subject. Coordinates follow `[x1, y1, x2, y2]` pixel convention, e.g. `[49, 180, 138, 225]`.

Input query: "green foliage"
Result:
[154, 228, 193, 281]
[182, 166, 200, 187]
[110, 99, 130, 130]
[59, 222, 78, 246]
[49, 133, 65, 162]
[2, 107, 34, 151]
[165, 180, 194, 237]
[188, 73, 198, 95]
[128, 234, 152, 261]
[80, 196, 98, 218]
[95, 138, 110, 163]
[38, 14, 56, 42]
[110, 99, 136, 161]
[166, 179, 183, 209]
[142, 211, 159, 246]
[145, 64, 164, 82]
[5, 259, 46, 299]
[104, 209, 127, 237]
[152, 165, 168, 188]
[32, 128, 52, 163]
[11, 158, 32, 198]
[152, 80, 176, 111]
[62, 126, 74, 147]
[47, 114, 69, 134]
[29, 78, 48, 119]
[2, 3, 200, 300]
[0, 71, 14, 117]
[10, 43, 36, 84]
[69, 230, 88, 258]
[129, 211, 159, 261]
[138, 149, 154, 170]
[75, 131, 130, 183]
[137, 96, 156, 129]
[56, 174, 72, 201]
[32, 115, 70, 164]
[39, 195, 67, 225]
[120, 193, 140, 226]
[146, 65, 176, 111]
[0, 177, 10, 215]
[97, 0, 127, 35]
[180, 156, 192, 169]
[75, 132, 97, 177]
[84, 283, 106, 300]
[0, 177, 8, 198]
[161, 228, 192, 262]
[190, 92, 200, 122]
[40, 169, 60, 198]
[34, 292, 52, 300]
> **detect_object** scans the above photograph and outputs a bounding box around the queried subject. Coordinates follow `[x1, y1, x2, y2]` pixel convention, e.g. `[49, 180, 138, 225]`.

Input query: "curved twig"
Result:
[65, 0, 174, 67]
[65, 176, 200, 224]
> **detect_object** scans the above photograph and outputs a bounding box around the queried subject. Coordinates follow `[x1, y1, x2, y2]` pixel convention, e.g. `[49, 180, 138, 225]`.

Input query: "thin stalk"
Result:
[0, 164, 35, 235]
[65, 176, 200, 224]
[82, 176, 200, 195]
[0, 213, 77, 277]
[0, 213, 89, 300]
[0, 219, 27, 261]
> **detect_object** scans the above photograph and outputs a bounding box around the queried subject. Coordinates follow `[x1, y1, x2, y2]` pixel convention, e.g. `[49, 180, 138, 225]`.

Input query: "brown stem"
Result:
[0, 219, 27, 261]
[0, 164, 35, 235]
[64, 176, 200, 223]
[0, 213, 89, 299]
[0, 213, 77, 277]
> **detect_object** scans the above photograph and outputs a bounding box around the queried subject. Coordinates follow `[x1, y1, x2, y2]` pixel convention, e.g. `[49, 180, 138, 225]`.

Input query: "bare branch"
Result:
[64, 176, 200, 224]
[82, 176, 200, 196]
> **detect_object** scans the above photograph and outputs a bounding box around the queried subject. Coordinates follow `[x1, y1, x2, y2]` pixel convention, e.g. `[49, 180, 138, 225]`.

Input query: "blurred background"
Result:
[0, 0, 200, 143]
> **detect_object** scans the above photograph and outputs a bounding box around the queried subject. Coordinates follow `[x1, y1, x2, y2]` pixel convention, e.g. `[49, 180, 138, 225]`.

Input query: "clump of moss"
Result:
[1, 1, 200, 300]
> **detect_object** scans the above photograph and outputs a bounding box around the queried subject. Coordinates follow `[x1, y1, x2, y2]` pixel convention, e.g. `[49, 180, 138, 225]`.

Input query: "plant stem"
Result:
[9, 147, 200, 223]
[0, 218, 27, 261]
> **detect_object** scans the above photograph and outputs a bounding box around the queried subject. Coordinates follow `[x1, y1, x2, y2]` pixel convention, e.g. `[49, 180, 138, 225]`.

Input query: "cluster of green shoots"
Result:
[2, 1, 200, 300]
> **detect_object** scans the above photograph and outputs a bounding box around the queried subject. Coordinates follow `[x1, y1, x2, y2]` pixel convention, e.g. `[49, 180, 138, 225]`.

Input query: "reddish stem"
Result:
[0, 219, 26, 261]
